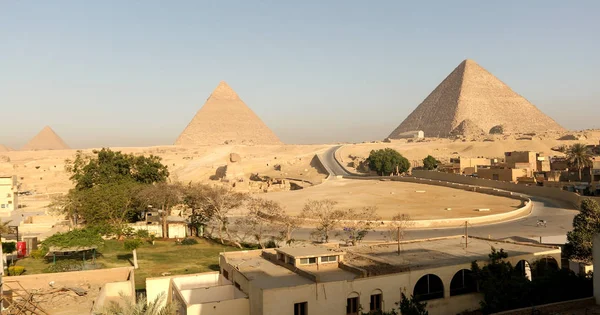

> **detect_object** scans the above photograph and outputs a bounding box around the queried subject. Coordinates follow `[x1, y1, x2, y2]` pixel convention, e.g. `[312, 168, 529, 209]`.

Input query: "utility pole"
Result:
[465, 221, 468, 248]
[397, 227, 401, 255]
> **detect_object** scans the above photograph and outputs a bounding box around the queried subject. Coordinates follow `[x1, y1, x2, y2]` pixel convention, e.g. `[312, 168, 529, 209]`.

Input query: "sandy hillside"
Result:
[0, 144, 332, 195]
[340, 130, 600, 169]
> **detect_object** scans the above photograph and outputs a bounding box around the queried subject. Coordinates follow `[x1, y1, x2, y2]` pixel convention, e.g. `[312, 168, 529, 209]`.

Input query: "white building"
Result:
[148, 236, 561, 315]
[0, 175, 18, 216]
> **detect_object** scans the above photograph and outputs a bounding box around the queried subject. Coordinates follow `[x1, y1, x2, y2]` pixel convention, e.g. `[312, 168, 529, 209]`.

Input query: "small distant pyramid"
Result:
[388, 60, 565, 138]
[0, 144, 13, 152]
[450, 119, 486, 137]
[175, 81, 282, 146]
[21, 126, 70, 151]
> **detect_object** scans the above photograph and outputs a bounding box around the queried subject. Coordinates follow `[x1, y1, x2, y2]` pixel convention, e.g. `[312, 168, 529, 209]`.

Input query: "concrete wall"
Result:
[2, 266, 132, 290]
[492, 297, 595, 315]
[128, 223, 187, 238]
[93, 280, 135, 312]
[478, 168, 527, 182]
[411, 170, 600, 209]
[186, 298, 249, 315]
[147, 272, 229, 309]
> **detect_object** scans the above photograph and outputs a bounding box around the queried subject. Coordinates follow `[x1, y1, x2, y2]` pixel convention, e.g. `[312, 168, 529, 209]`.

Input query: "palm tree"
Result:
[95, 292, 178, 315]
[566, 143, 593, 182]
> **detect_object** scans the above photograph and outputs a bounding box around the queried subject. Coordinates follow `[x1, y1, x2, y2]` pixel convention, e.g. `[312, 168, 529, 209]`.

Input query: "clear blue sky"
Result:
[1, 1, 598, 149]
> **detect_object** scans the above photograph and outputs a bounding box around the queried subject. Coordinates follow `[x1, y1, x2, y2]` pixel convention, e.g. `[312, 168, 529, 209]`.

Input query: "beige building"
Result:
[0, 175, 18, 215]
[477, 166, 528, 182]
[148, 236, 560, 315]
[441, 157, 492, 175]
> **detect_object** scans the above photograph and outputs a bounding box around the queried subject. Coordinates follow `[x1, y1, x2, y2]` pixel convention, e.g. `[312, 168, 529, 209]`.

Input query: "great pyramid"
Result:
[388, 59, 565, 138]
[21, 126, 70, 151]
[175, 81, 282, 146]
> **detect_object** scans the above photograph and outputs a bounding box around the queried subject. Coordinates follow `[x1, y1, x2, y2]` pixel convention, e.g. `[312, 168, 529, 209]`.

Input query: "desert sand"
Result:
[260, 178, 520, 219]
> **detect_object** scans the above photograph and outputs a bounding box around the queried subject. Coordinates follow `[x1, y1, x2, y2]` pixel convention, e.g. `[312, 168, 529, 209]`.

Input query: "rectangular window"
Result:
[346, 297, 359, 315]
[321, 255, 337, 263]
[0, 204, 4, 208]
[287, 258, 295, 266]
[223, 269, 229, 280]
[300, 257, 317, 265]
[370, 294, 382, 311]
[294, 302, 307, 315]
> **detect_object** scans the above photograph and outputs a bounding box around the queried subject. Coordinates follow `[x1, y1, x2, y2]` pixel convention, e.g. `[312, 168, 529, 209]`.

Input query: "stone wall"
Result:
[411, 170, 600, 209]
[491, 297, 595, 315]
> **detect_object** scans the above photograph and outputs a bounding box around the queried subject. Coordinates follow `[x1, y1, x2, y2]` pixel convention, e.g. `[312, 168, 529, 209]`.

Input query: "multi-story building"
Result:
[147, 236, 561, 315]
[0, 175, 18, 215]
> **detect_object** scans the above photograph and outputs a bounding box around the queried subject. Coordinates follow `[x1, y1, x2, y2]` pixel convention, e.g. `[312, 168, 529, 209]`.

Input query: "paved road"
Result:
[291, 196, 578, 243]
[319, 145, 351, 177]
[303, 145, 579, 242]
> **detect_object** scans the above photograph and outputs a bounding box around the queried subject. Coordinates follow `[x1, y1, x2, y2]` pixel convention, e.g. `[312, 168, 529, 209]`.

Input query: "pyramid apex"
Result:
[461, 59, 478, 66]
[209, 81, 239, 101]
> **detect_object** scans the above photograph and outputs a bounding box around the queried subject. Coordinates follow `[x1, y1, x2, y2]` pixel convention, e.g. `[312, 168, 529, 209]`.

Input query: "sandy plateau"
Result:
[3, 131, 598, 218]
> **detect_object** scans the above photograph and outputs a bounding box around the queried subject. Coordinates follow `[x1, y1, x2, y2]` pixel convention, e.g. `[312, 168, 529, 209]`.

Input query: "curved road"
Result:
[303, 145, 579, 242]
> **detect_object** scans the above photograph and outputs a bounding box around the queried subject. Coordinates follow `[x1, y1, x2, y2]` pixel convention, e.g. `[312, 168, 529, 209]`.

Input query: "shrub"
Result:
[180, 238, 198, 246]
[2, 242, 17, 254]
[8, 266, 25, 276]
[44, 260, 84, 273]
[135, 229, 150, 239]
[422, 155, 440, 170]
[29, 249, 47, 259]
[124, 238, 143, 251]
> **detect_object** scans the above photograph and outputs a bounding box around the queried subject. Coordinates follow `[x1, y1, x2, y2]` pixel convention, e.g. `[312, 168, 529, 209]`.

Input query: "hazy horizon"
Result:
[2, 1, 599, 149]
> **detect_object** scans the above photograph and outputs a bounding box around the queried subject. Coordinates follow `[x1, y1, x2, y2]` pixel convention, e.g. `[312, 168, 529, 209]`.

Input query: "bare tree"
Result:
[302, 199, 345, 243]
[137, 182, 184, 238]
[382, 213, 414, 241]
[245, 198, 281, 248]
[338, 206, 381, 245]
[199, 185, 248, 248]
[272, 211, 303, 247]
[182, 183, 212, 236]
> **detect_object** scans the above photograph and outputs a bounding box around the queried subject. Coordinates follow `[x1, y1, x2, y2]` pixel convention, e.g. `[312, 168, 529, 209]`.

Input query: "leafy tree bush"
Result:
[66, 148, 169, 191]
[42, 228, 104, 252]
[2, 242, 16, 254]
[566, 143, 593, 181]
[29, 249, 47, 259]
[180, 238, 198, 246]
[472, 247, 592, 314]
[422, 155, 440, 170]
[367, 149, 410, 175]
[564, 199, 600, 263]
[399, 293, 429, 315]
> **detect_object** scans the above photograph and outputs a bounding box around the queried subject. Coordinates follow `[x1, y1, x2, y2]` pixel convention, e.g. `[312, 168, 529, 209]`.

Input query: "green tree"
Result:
[367, 148, 410, 176]
[566, 143, 593, 182]
[564, 199, 600, 263]
[422, 155, 440, 170]
[124, 238, 143, 269]
[66, 148, 169, 191]
[182, 183, 213, 237]
[471, 247, 532, 313]
[399, 293, 428, 315]
[42, 228, 104, 251]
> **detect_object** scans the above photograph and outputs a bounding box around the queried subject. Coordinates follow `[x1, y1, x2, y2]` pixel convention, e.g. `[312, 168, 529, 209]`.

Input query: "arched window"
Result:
[450, 269, 477, 296]
[370, 289, 383, 312]
[413, 274, 444, 301]
[516, 260, 532, 280]
[535, 257, 559, 277]
[346, 292, 359, 315]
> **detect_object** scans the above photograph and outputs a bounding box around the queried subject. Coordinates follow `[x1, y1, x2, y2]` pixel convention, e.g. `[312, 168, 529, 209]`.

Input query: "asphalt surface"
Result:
[302, 145, 579, 243]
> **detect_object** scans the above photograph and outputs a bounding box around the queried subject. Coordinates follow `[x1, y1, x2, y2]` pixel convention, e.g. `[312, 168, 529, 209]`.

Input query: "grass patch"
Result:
[14, 238, 241, 289]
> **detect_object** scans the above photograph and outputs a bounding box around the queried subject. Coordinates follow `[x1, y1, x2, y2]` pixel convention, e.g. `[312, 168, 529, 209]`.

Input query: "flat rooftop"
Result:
[345, 236, 559, 275]
[275, 246, 344, 258]
[222, 236, 559, 287]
